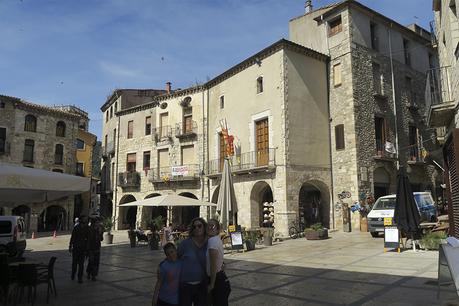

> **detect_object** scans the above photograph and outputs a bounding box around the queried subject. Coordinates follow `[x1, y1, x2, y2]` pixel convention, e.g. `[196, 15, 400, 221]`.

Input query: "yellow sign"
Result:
[228, 225, 236, 232]
[384, 218, 392, 226]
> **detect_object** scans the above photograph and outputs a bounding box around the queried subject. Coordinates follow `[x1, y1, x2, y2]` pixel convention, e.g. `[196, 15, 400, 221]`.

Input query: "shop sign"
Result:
[172, 166, 188, 176]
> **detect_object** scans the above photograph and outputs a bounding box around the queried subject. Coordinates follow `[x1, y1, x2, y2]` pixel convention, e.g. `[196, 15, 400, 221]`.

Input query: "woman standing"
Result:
[177, 217, 208, 306]
[206, 219, 231, 306]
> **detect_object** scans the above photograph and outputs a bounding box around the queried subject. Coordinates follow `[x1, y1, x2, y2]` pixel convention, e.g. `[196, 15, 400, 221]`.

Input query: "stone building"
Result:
[430, 0, 459, 238]
[101, 40, 330, 236]
[0, 95, 82, 233]
[290, 0, 442, 230]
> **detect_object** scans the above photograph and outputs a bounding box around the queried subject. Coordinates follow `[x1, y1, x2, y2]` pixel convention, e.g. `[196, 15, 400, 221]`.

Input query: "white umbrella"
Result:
[217, 159, 238, 230]
[0, 163, 90, 204]
[119, 194, 217, 207]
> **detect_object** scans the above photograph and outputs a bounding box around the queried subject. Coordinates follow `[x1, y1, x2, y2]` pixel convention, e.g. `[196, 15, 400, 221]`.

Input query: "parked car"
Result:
[0, 216, 27, 258]
[367, 192, 437, 238]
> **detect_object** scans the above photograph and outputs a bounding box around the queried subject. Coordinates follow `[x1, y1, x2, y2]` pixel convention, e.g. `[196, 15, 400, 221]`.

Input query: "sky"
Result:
[0, 0, 435, 139]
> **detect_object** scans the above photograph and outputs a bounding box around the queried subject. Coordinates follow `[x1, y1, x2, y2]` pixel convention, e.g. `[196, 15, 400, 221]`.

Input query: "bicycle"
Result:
[289, 220, 305, 239]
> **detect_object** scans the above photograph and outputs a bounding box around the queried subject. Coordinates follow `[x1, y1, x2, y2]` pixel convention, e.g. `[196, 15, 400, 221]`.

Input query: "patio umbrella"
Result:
[119, 194, 217, 207]
[393, 166, 421, 250]
[217, 158, 238, 231]
[0, 163, 90, 204]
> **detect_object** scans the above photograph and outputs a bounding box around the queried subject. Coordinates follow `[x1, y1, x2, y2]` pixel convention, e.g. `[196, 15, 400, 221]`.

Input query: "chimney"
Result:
[166, 82, 171, 94]
[305, 0, 312, 13]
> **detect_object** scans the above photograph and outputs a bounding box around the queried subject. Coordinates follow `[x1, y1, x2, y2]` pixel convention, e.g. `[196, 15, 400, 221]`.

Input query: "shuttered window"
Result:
[333, 63, 342, 86]
[181, 145, 195, 165]
[126, 153, 136, 172]
[328, 16, 342, 36]
[145, 116, 151, 135]
[335, 124, 345, 150]
[127, 121, 133, 139]
[445, 129, 459, 238]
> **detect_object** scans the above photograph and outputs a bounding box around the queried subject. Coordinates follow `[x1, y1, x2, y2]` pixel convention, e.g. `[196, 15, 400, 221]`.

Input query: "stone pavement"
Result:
[8, 230, 459, 305]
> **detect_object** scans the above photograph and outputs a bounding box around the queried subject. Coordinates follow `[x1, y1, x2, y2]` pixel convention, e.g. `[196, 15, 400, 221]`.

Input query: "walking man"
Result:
[69, 215, 89, 283]
[86, 217, 103, 281]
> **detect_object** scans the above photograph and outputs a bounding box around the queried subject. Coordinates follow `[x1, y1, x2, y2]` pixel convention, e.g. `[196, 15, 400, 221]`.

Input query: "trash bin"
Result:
[342, 203, 351, 232]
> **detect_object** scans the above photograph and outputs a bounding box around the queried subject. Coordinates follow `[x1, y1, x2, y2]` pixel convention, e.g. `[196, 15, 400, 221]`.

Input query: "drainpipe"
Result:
[388, 23, 400, 170]
[113, 113, 121, 230]
[325, 59, 335, 230]
[206, 88, 211, 210]
[201, 88, 207, 217]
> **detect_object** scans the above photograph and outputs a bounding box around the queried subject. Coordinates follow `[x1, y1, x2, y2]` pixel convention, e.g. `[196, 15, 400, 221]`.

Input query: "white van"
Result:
[367, 192, 437, 238]
[0, 216, 27, 258]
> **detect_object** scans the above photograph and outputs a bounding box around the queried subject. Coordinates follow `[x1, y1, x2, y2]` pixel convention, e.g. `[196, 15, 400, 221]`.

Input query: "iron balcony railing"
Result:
[425, 66, 453, 110]
[375, 140, 395, 158]
[408, 146, 424, 163]
[148, 164, 200, 182]
[118, 171, 141, 188]
[207, 148, 276, 175]
[153, 126, 173, 142]
[175, 120, 198, 138]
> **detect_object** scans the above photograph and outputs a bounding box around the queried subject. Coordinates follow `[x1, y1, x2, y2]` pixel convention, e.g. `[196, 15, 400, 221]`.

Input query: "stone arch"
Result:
[12, 205, 31, 233]
[172, 192, 199, 228]
[38, 205, 66, 232]
[118, 194, 137, 230]
[250, 181, 273, 228]
[299, 180, 330, 229]
[141, 193, 166, 229]
[373, 167, 391, 200]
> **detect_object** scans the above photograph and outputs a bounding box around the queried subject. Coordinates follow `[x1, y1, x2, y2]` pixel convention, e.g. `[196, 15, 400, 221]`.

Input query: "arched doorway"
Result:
[38, 205, 66, 232]
[299, 181, 330, 229]
[118, 195, 137, 230]
[141, 193, 167, 229]
[12, 205, 31, 233]
[172, 192, 199, 228]
[373, 167, 390, 200]
[250, 181, 273, 228]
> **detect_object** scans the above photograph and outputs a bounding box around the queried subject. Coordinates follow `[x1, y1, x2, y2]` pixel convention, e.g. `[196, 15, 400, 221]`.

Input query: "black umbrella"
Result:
[394, 166, 421, 246]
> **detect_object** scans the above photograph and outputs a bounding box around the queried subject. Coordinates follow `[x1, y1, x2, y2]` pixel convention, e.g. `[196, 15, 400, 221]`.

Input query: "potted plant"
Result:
[243, 230, 258, 251]
[147, 215, 164, 250]
[304, 223, 328, 240]
[102, 217, 114, 244]
[419, 231, 447, 250]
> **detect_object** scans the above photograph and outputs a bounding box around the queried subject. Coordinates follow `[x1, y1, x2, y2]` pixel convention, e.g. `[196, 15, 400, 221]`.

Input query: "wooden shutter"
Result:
[127, 121, 133, 139]
[158, 149, 169, 168]
[160, 112, 169, 138]
[256, 119, 269, 166]
[444, 129, 459, 238]
[181, 145, 195, 165]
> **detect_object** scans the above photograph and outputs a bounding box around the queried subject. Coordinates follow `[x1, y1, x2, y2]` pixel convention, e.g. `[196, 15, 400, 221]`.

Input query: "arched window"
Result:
[56, 121, 66, 137]
[54, 144, 64, 165]
[24, 115, 37, 132]
[23, 139, 34, 162]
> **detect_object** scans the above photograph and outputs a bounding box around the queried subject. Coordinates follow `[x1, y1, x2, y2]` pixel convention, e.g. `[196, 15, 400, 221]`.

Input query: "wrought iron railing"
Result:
[375, 140, 393, 158]
[118, 171, 141, 187]
[409, 146, 424, 163]
[148, 164, 200, 182]
[425, 66, 452, 110]
[207, 148, 276, 175]
[175, 120, 197, 138]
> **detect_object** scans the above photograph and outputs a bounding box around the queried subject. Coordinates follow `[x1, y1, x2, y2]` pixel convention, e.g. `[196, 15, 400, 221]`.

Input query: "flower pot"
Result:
[103, 233, 113, 244]
[245, 240, 255, 251]
[305, 229, 328, 240]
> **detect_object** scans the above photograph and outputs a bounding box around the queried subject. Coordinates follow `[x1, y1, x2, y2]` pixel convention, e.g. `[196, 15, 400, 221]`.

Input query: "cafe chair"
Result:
[136, 232, 149, 246]
[12, 263, 37, 306]
[36, 257, 57, 303]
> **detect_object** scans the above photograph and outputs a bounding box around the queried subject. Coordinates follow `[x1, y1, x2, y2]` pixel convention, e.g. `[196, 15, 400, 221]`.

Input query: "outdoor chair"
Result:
[12, 263, 37, 306]
[36, 257, 57, 303]
[136, 232, 149, 246]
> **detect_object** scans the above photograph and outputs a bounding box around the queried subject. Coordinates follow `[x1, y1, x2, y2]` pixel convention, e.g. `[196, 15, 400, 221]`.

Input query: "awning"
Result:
[119, 194, 217, 207]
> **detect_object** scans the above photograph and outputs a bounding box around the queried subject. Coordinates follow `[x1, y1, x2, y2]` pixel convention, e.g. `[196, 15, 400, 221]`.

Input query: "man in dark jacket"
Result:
[86, 218, 103, 281]
[69, 216, 89, 283]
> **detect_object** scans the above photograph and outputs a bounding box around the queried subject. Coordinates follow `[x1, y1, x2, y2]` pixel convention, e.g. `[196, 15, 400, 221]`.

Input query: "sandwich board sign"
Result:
[229, 225, 244, 250]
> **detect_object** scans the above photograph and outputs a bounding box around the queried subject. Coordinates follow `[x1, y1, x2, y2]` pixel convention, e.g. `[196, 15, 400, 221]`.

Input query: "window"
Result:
[143, 151, 151, 170]
[52, 169, 63, 173]
[370, 22, 378, 51]
[403, 39, 411, 66]
[0, 127, 5, 153]
[76, 138, 85, 150]
[23, 139, 34, 162]
[56, 121, 66, 137]
[159, 113, 169, 138]
[105, 111, 108, 122]
[183, 107, 193, 134]
[333, 63, 342, 86]
[409, 125, 419, 161]
[145, 116, 151, 135]
[451, 1, 457, 17]
[115, 101, 118, 112]
[24, 115, 37, 132]
[54, 144, 64, 165]
[110, 106, 113, 118]
[335, 124, 345, 150]
[375, 117, 387, 155]
[0, 101, 5, 108]
[405, 76, 413, 106]
[113, 128, 117, 147]
[76, 162, 84, 176]
[181, 145, 195, 165]
[220, 96, 224, 109]
[127, 121, 133, 139]
[127, 153, 136, 172]
[257, 77, 264, 93]
[372, 62, 383, 95]
[328, 16, 342, 36]
[104, 134, 108, 147]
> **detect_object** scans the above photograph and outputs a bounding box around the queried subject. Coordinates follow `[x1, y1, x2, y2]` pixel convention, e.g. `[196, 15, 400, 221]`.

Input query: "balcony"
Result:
[207, 148, 276, 176]
[118, 171, 141, 188]
[148, 164, 200, 183]
[407, 146, 425, 165]
[0, 141, 10, 155]
[374, 140, 397, 161]
[175, 121, 197, 140]
[102, 141, 115, 157]
[153, 126, 173, 143]
[425, 66, 456, 127]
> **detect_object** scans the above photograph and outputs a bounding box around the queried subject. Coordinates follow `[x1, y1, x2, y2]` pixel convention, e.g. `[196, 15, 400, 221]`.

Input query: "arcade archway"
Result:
[250, 181, 273, 228]
[298, 181, 330, 229]
[118, 195, 137, 230]
[141, 193, 167, 229]
[172, 192, 199, 228]
[38, 205, 66, 232]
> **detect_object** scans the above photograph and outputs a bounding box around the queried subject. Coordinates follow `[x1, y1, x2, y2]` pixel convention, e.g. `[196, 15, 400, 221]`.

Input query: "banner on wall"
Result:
[172, 166, 189, 176]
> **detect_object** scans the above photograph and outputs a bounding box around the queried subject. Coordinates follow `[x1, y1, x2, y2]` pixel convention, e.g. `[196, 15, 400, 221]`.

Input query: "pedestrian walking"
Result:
[86, 217, 103, 281]
[177, 217, 208, 306]
[152, 243, 182, 306]
[69, 216, 89, 283]
[206, 219, 231, 306]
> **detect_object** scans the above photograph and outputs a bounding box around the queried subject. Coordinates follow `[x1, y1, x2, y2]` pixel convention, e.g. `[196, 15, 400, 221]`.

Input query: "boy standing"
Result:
[152, 243, 181, 306]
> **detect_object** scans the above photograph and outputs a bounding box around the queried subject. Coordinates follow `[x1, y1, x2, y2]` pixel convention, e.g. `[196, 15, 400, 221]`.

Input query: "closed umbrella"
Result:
[217, 159, 238, 231]
[394, 166, 421, 250]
